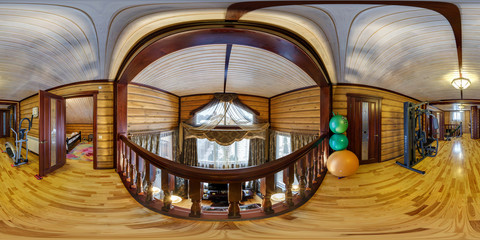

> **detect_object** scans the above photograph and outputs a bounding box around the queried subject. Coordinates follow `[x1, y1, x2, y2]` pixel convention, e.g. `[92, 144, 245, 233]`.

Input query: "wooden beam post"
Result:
[472, 106, 479, 139]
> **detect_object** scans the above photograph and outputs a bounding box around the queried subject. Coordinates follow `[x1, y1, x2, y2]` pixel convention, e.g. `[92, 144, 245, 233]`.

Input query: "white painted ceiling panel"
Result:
[0, 4, 100, 101]
[132, 44, 226, 96]
[226, 45, 316, 97]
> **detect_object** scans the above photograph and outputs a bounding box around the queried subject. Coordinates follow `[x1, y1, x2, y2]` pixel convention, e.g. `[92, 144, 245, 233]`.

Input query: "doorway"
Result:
[65, 93, 97, 169]
[347, 94, 382, 164]
[0, 109, 10, 138]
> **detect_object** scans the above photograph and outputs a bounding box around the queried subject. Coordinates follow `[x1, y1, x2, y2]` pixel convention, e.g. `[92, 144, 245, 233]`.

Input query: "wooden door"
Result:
[0, 110, 10, 138]
[347, 94, 381, 164]
[39, 90, 66, 177]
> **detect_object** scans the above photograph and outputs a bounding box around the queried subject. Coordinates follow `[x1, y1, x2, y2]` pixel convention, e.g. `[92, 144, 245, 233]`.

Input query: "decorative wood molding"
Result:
[429, 99, 480, 105]
[129, 82, 179, 98]
[270, 85, 318, 99]
[337, 83, 420, 102]
[19, 79, 111, 102]
[116, 27, 329, 88]
[226, 1, 463, 71]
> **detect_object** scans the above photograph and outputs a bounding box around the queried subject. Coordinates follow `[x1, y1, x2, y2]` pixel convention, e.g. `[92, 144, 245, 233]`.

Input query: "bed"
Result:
[66, 131, 81, 153]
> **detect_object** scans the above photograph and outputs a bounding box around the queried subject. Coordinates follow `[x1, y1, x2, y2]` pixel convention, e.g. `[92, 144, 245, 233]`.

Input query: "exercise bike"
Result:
[4, 115, 33, 167]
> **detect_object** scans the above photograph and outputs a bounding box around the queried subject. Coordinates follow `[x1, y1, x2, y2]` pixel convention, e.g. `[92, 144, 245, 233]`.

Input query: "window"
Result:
[275, 132, 292, 190]
[276, 132, 292, 159]
[452, 111, 462, 122]
[197, 138, 250, 169]
[158, 132, 173, 160]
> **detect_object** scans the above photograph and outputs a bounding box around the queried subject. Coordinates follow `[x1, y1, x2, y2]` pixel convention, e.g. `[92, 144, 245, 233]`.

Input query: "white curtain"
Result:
[197, 138, 249, 169]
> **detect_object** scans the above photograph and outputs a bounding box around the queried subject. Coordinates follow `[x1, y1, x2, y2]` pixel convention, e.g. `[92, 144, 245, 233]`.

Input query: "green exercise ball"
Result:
[329, 133, 349, 151]
[329, 115, 348, 134]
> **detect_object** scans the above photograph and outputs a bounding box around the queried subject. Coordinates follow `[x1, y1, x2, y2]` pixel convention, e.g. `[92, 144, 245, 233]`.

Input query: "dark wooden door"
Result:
[0, 110, 10, 138]
[347, 94, 381, 164]
[39, 90, 66, 177]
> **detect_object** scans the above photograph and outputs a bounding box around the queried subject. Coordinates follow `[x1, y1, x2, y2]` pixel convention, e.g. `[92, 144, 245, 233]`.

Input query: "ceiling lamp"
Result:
[451, 73, 471, 99]
[458, 105, 465, 109]
[451, 77, 471, 90]
[170, 195, 182, 204]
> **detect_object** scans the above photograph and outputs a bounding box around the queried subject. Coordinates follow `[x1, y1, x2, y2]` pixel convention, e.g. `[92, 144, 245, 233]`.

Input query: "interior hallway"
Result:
[1, 135, 480, 239]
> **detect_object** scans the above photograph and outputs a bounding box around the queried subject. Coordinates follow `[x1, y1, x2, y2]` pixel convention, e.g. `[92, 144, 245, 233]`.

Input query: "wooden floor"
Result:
[1, 135, 480, 239]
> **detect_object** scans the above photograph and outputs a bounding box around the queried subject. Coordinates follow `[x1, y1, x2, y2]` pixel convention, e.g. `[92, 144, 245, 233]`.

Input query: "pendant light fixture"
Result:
[451, 72, 471, 99]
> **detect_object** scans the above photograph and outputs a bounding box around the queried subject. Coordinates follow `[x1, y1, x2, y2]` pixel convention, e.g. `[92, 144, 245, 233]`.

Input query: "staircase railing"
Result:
[445, 123, 462, 140]
[117, 134, 328, 220]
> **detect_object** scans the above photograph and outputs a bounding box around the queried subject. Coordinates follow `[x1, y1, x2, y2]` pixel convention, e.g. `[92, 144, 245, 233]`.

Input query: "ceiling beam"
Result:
[226, 1, 463, 72]
[117, 27, 328, 88]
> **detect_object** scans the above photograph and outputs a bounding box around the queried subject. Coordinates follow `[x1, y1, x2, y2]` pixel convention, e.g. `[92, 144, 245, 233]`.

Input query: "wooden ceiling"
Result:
[0, 1, 479, 102]
[131, 44, 316, 97]
[66, 97, 93, 124]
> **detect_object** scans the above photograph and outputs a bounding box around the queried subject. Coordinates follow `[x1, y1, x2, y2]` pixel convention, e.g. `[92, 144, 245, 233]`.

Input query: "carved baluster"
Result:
[228, 182, 242, 218]
[129, 149, 135, 187]
[323, 140, 328, 172]
[161, 170, 171, 211]
[307, 151, 314, 190]
[298, 156, 306, 199]
[145, 163, 155, 202]
[283, 165, 294, 207]
[135, 154, 143, 194]
[122, 142, 127, 176]
[313, 146, 319, 181]
[125, 146, 130, 179]
[262, 175, 275, 215]
[189, 180, 202, 217]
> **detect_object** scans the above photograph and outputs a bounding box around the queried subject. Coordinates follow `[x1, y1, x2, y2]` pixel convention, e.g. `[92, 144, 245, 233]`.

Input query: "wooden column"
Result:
[115, 82, 128, 172]
[188, 180, 202, 218]
[161, 171, 172, 211]
[228, 182, 242, 218]
[472, 106, 479, 139]
[262, 174, 275, 215]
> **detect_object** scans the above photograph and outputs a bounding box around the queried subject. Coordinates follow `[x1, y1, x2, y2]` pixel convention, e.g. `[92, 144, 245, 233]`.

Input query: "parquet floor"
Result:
[1, 135, 480, 239]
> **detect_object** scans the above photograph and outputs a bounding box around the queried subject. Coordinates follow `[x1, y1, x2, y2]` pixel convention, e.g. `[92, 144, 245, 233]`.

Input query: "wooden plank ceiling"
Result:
[0, 1, 479, 101]
[65, 97, 93, 124]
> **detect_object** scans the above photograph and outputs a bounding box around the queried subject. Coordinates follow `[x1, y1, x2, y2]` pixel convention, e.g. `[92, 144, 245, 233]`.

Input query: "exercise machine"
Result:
[4, 115, 33, 167]
[396, 102, 439, 174]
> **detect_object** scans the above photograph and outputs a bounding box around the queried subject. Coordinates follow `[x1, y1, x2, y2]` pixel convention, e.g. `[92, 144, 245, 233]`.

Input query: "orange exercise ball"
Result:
[326, 150, 359, 177]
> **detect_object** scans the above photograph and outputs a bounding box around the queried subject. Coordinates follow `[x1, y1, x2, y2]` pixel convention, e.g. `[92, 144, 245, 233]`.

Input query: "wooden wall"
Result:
[332, 85, 419, 162]
[127, 84, 179, 133]
[180, 94, 269, 122]
[444, 111, 470, 134]
[270, 87, 320, 134]
[66, 123, 93, 139]
[20, 82, 114, 168]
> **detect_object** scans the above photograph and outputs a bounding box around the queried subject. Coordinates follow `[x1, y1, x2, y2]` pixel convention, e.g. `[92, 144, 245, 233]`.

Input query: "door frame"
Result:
[0, 101, 19, 135]
[63, 91, 98, 169]
[346, 94, 382, 164]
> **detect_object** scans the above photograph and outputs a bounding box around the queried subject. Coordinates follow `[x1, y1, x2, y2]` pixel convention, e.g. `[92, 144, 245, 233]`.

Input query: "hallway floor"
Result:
[1, 136, 480, 239]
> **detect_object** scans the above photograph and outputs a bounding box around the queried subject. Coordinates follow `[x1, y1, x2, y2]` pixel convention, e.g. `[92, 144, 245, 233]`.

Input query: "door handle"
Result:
[40, 140, 47, 144]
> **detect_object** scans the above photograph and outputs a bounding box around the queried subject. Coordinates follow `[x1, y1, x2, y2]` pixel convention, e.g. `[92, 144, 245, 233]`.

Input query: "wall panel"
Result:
[270, 87, 320, 134]
[66, 123, 93, 139]
[333, 85, 419, 162]
[127, 84, 179, 133]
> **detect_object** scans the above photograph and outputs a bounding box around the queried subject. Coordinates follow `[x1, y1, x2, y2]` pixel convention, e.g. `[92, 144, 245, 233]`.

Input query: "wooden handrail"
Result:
[119, 134, 326, 183]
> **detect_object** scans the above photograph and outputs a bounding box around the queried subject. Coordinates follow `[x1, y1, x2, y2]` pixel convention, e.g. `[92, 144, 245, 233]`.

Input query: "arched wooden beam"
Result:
[226, 1, 463, 71]
[117, 28, 328, 87]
